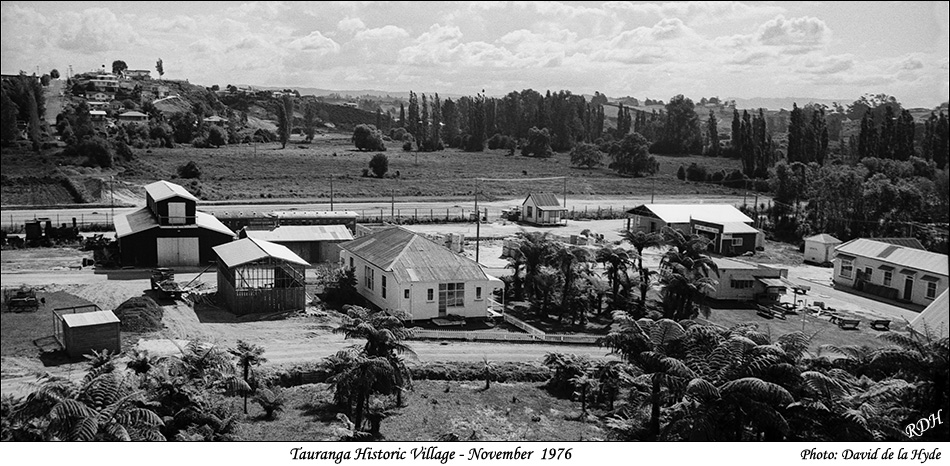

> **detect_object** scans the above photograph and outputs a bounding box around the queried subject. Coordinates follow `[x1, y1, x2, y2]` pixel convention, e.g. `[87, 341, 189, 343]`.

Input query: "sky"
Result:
[2, 1, 948, 107]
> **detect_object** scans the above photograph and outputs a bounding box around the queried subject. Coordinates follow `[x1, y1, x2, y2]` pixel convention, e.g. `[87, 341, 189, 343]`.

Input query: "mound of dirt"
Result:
[113, 296, 164, 333]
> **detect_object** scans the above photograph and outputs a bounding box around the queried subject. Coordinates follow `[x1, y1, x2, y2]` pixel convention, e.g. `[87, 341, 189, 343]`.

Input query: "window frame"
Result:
[840, 260, 853, 278]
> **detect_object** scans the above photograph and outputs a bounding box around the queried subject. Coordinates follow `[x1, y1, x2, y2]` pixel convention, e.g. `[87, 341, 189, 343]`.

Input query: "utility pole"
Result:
[391, 189, 395, 221]
[475, 178, 481, 263]
[651, 177, 655, 204]
[110, 175, 115, 221]
[562, 176, 567, 210]
[329, 176, 334, 211]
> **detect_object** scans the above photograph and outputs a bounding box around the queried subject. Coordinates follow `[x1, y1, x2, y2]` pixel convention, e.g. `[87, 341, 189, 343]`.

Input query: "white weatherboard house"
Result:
[625, 204, 753, 234]
[833, 238, 948, 307]
[521, 193, 567, 226]
[339, 227, 503, 321]
[803, 234, 841, 265]
[706, 257, 791, 302]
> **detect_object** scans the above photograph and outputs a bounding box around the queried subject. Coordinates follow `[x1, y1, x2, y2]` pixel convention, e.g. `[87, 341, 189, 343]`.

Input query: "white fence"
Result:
[408, 311, 602, 345]
[502, 312, 545, 336]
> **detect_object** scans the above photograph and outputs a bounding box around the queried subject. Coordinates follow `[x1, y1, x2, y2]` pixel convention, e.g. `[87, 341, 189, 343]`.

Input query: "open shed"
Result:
[53, 305, 121, 359]
[213, 237, 310, 315]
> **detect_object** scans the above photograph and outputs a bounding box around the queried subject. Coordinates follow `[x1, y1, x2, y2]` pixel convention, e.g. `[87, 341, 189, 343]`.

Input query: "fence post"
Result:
[446, 208, 449, 221]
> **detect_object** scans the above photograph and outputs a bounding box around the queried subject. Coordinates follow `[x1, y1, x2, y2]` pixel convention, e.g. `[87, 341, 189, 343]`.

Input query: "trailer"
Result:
[150, 268, 183, 300]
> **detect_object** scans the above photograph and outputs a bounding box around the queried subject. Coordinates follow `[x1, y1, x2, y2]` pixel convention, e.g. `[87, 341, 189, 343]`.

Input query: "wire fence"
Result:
[2, 212, 116, 233]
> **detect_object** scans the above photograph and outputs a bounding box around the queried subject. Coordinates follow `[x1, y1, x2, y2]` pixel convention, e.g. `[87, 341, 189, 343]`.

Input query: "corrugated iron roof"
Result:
[145, 180, 198, 202]
[875, 237, 926, 250]
[61, 310, 120, 327]
[213, 237, 310, 268]
[630, 204, 753, 224]
[524, 193, 563, 208]
[711, 257, 759, 270]
[340, 227, 492, 283]
[196, 212, 236, 237]
[245, 225, 353, 242]
[114, 208, 234, 238]
[721, 222, 759, 234]
[118, 111, 148, 118]
[910, 289, 948, 337]
[114, 207, 158, 238]
[804, 234, 841, 244]
[835, 238, 948, 277]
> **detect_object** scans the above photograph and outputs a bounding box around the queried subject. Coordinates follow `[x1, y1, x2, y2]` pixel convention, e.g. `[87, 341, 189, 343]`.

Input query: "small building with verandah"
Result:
[213, 237, 310, 315]
[521, 193, 567, 226]
[53, 305, 121, 359]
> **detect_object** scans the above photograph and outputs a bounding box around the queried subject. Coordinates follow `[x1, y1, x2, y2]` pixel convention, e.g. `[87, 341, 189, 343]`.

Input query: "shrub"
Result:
[685, 162, 707, 182]
[402, 140, 413, 152]
[570, 142, 603, 168]
[207, 125, 227, 147]
[65, 137, 114, 168]
[254, 388, 286, 420]
[369, 153, 388, 178]
[710, 170, 725, 183]
[521, 127, 553, 158]
[723, 169, 748, 189]
[178, 160, 201, 179]
[352, 124, 386, 151]
[676, 165, 686, 180]
[113, 140, 134, 161]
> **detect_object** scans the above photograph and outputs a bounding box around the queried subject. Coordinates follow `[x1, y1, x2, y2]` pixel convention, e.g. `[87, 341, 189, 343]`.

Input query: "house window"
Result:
[732, 238, 744, 246]
[438, 282, 465, 311]
[883, 271, 892, 287]
[382, 276, 387, 298]
[864, 267, 873, 280]
[730, 279, 753, 289]
[840, 260, 853, 278]
[364, 266, 374, 290]
[476, 287, 483, 300]
[927, 282, 937, 299]
[404, 289, 410, 299]
[427, 289, 434, 301]
[349, 257, 354, 268]
[526, 206, 533, 218]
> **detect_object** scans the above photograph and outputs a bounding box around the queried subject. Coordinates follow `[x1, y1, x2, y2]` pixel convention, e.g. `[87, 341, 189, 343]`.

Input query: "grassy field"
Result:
[1, 135, 745, 204]
[233, 380, 607, 441]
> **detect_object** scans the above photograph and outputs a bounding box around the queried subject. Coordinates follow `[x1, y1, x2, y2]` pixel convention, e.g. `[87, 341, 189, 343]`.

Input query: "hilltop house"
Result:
[113, 180, 234, 266]
[339, 227, 503, 321]
[521, 193, 567, 226]
[116, 111, 149, 125]
[833, 238, 948, 306]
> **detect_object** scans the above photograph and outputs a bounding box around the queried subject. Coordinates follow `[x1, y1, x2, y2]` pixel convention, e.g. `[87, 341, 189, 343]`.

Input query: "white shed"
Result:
[804, 234, 841, 265]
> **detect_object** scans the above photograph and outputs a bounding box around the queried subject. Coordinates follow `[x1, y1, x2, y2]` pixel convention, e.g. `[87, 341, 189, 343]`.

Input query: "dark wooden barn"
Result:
[114, 180, 235, 266]
[53, 305, 121, 359]
[213, 237, 310, 315]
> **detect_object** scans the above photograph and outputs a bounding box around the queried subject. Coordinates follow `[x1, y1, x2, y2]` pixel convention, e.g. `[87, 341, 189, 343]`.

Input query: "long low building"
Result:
[706, 257, 791, 302]
[240, 224, 353, 263]
[833, 238, 948, 307]
[626, 204, 761, 256]
[114, 180, 235, 266]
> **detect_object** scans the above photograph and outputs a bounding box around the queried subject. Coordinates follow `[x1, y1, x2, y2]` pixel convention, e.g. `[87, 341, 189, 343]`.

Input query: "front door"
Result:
[903, 276, 913, 301]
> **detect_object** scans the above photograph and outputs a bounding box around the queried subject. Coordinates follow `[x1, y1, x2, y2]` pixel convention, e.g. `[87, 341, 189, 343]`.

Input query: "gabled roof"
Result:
[835, 238, 948, 277]
[145, 180, 198, 202]
[203, 115, 227, 122]
[340, 227, 492, 283]
[910, 289, 948, 337]
[114, 208, 234, 238]
[213, 237, 309, 268]
[804, 234, 841, 244]
[244, 225, 353, 242]
[118, 111, 148, 118]
[523, 193, 563, 208]
[628, 204, 752, 224]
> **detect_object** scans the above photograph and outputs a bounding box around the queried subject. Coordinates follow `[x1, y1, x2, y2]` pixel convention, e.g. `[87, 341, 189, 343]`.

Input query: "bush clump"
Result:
[178, 160, 201, 179]
[113, 295, 164, 332]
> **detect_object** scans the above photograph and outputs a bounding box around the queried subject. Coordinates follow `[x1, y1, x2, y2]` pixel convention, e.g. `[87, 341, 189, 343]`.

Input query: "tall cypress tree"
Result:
[787, 103, 804, 163]
[706, 110, 720, 157]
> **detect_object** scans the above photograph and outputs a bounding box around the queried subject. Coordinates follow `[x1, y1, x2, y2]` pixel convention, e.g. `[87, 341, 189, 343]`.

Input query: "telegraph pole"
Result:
[110, 175, 115, 221]
[329, 176, 334, 211]
[475, 178, 481, 263]
[651, 177, 655, 204]
[391, 189, 395, 220]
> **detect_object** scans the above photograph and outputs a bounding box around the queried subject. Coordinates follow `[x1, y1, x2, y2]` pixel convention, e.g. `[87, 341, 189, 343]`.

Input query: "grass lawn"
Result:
[0, 290, 91, 357]
[233, 380, 607, 441]
[0, 135, 743, 203]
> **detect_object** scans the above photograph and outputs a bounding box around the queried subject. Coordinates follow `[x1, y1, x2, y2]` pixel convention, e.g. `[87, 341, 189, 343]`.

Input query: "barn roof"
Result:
[213, 237, 310, 268]
[60, 310, 120, 328]
[720, 222, 759, 234]
[910, 289, 948, 337]
[145, 180, 198, 202]
[523, 193, 564, 208]
[114, 208, 234, 238]
[627, 204, 752, 224]
[340, 227, 492, 283]
[244, 225, 353, 242]
[835, 238, 948, 277]
[804, 234, 841, 244]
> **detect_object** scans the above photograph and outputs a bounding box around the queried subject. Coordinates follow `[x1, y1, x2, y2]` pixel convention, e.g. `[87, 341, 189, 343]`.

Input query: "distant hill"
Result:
[728, 97, 848, 111]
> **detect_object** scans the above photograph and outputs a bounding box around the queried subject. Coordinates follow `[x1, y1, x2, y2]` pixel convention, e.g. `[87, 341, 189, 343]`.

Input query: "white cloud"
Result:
[337, 17, 366, 33]
[55, 8, 142, 53]
[354, 25, 409, 41]
[289, 31, 340, 54]
[756, 15, 830, 49]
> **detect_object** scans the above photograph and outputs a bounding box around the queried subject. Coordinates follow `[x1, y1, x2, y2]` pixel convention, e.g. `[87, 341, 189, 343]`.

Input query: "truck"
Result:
[150, 268, 183, 300]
